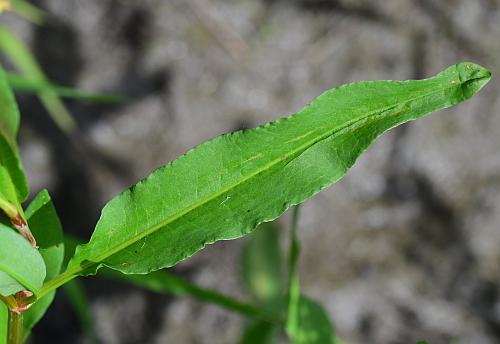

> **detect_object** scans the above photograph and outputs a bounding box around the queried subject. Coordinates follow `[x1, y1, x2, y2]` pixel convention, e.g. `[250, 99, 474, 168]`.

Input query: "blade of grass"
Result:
[10, 0, 46, 25]
[0, 24, 76, 133]
[6, 73, 126, 103]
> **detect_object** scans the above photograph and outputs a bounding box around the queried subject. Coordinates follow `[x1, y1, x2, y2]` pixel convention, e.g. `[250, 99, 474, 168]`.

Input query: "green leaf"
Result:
[240, 320, 277, 344]
[240, 222, 283, 344]
[0, 223, 46, 296]
[242, 222, 283, 311]
[50, 62, 489, 294]
[0, 165, 21, 219]
[0, 25, 76, 133]
[287, 295, 340, 344]
[0, 302, 6, 344]
[10, 0, 46, 25]
[23, 190, 64, 336]
[0, 271, 23, 299]
[6, 73, 126, 103]
[0, 64, 28, 203]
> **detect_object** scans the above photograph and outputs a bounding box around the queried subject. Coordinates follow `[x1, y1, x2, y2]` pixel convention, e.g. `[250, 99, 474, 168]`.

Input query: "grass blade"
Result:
[10, 0, 46, 25]
[100, 268, 278, 323]
[0, 25, 76, 133]
[6, 72, 126, 103]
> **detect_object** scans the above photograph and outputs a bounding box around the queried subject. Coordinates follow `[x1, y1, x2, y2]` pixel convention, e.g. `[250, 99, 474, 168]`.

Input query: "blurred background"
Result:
[1, 0, 500, 343]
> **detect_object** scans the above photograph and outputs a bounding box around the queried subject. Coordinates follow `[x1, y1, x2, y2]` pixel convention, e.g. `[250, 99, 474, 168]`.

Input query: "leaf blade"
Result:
[287, 295, 342, 344]
[0, 224, 46, 296]
[60, 63, 490, 287]
[0, 64, 28, 203]
[6, 72, 126, 103]
[0, 25, 76, 133]
[23, 190, 64, 336]
[242, 222, 284, 312]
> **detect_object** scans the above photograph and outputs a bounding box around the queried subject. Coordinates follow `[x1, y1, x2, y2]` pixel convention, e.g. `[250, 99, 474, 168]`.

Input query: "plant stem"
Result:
[7, 310, 23, 344]
[38, 264, 84, 299]
[286, 205, 301, 335]
[288, 205, 301, 283]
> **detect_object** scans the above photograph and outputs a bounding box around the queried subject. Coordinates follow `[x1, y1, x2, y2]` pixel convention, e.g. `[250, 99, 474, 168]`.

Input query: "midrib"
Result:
[77, 80, 454, 270]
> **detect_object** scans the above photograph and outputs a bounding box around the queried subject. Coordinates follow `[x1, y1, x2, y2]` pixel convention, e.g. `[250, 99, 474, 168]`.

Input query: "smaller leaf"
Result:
[240, 320, 276, 344]
[242, 222, 284, 312]
[0, 165, 21, 219]
[240, 222, 284, 344]
[288, 295, 341, 344]
[0, 25, 76, 133]
[23, 190, 64, 336]
[0, 165, 36, 246]
[0, 64, 28, 202]
[6, 73, 126, 103]
[0, 223, 46, 297]
[0, 271, 23, 297]
[10, 0, 46, 25]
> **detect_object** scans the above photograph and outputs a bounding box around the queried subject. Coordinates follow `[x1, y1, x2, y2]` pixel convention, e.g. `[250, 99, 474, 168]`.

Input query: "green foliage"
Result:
[0, 59, 491, 342]
[288, 295, 341, 344]
[10, 0, 46, 25]
[22, 190, 64, 337]
[0, 24, 76, 133]
[6, 73, 126, 103]
[0, 65, 27, 209]
[0, 224, 45, 297]
[242, 222, 284, 312]
[62, 63, 490, 291]
[240, 222, 284, 343]
[240, 320, 276, 344]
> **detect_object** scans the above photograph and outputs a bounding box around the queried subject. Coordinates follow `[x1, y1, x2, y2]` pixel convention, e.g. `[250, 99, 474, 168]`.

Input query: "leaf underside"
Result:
[68, 62, 490, 278]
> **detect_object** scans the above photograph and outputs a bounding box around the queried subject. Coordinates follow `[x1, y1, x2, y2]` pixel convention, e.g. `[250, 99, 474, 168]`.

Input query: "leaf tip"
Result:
[456, 62, 491, 99]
